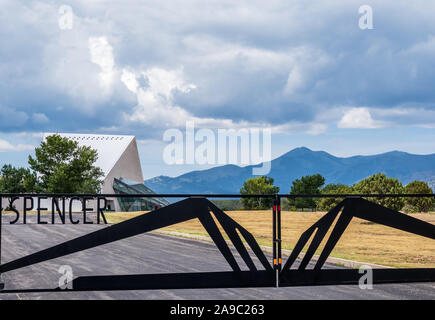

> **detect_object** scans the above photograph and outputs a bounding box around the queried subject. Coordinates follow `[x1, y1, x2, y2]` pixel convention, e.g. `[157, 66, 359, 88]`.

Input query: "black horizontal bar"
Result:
[280, 268, 435, 287]
[2, 268, 433, 292]
[0, 271, 274, 292]
[0, 193, 434, 198]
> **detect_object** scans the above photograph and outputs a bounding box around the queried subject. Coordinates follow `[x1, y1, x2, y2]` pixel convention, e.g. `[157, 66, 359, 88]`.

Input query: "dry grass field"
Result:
[104, 210, 435, 268]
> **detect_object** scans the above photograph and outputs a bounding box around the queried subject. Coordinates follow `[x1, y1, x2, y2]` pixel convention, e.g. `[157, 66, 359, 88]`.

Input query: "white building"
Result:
[45, 133, 169, 212]
[0, 133, 168, 213]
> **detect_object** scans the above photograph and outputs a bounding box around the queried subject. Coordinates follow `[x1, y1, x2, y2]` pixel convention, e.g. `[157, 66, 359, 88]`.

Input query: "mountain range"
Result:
[144, 147, 435, 194]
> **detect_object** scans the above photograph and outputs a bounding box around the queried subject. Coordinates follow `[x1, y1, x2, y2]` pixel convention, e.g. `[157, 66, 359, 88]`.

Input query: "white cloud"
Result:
[32, 113, 49, 124]
[122, 66, 309, 131]
[273, 122, 328, 135]
[338, 107, 385, 129]
[122, 66, 267, 129]
[371, 106, 435, 128]
[0, 139, 34, 152]
[121, 69, 139, 93]
[123, 67, 197, 127]
[1, 0, 435, 137]
[285, 66, 305, 94]
[13, 132, 44, 138]
[305, 123, 328, 135]
[88, 37, 115, 91]
[181, 35, 298, 72]
[403, 35, 435, 55]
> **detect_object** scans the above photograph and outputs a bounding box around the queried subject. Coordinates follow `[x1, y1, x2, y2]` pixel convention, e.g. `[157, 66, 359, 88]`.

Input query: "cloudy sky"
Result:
[1, 0, 435, 178]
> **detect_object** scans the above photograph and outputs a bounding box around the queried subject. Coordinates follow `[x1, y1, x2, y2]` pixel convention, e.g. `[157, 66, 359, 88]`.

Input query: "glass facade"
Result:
[112, 177, 169, 212]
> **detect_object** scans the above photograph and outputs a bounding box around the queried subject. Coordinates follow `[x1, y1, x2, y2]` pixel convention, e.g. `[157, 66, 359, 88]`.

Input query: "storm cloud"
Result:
[0, 0, 434, 139]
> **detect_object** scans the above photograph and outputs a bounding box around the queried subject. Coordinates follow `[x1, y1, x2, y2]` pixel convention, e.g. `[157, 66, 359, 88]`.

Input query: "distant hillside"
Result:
[145, 147, 435, 195]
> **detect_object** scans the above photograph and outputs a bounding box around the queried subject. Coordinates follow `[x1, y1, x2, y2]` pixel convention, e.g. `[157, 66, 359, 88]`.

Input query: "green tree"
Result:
[240, 176, 279, 210]
[28, 134, 104, 193]
[288, 174, 325, 209]
[0, 164, 37, 209]
[404, 181, 433, 213]
[318, 183, 352, 211]
[0, 164, 37, 193]
[352, 173, 405, 211]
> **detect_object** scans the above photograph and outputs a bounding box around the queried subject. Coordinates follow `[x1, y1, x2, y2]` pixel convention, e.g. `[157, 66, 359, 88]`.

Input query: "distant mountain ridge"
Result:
[144, 147, 435, 194]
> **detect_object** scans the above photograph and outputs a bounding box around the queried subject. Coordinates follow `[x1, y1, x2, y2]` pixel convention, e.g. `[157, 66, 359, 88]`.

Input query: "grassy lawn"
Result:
[104, 210, 435, 268]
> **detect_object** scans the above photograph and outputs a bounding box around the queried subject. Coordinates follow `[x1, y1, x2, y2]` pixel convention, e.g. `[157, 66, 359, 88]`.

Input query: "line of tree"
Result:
[0, 134, 103, 195]
[1, 135, 433, 213]
[240, 173, 434, 213]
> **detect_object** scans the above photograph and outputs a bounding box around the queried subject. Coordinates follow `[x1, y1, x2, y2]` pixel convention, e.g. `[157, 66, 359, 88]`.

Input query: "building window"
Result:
[112, 177, 169, 212]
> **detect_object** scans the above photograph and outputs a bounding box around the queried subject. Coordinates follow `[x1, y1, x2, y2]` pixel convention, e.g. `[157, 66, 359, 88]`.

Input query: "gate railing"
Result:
[0, 193, 434, 292]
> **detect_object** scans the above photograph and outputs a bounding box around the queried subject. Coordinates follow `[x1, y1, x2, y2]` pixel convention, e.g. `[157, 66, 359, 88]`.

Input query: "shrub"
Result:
[352, 173, 405, 211]
[240, 176, 279, 209]
[404, 181, 433, 213]
[318, 184, 352, 211]
[288, 174, 325, 209]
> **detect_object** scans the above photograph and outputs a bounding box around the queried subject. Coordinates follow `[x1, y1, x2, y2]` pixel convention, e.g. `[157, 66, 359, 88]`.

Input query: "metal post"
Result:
[277, 195, 282, 274]
[272, 196, 279, 287]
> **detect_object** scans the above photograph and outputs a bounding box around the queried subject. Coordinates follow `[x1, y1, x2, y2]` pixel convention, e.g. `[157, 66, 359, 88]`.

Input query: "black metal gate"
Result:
[0, 193, 434, 292]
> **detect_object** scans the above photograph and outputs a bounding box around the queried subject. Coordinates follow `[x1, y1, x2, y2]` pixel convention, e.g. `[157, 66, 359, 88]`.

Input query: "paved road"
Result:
[0, 214, 434, 299]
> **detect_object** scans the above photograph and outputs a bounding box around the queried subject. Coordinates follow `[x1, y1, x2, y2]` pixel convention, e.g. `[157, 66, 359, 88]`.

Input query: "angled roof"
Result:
[42, 133, 136, 177]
